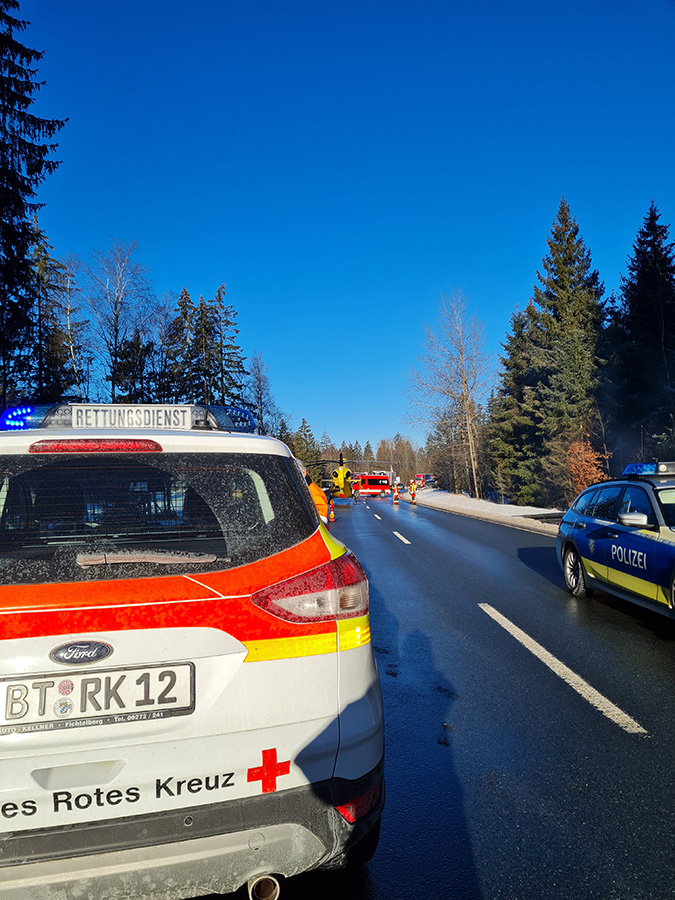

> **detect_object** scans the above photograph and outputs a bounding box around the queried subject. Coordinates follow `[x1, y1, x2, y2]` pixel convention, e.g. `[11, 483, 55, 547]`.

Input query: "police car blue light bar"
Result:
[622, 461, 675, 476]
[622, 463, 657, 476]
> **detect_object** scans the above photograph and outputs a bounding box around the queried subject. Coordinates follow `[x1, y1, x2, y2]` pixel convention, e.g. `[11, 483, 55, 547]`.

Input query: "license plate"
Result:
[0, 663, 195, 734]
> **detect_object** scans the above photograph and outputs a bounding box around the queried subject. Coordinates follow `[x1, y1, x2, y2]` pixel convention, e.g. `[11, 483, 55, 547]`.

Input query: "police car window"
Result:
[587, 485, 623, 521]
[656, 489, 675, 527]
[0, 452, 316, 586]
[573, 489, 597, 515]
[618, 486, 656, 525]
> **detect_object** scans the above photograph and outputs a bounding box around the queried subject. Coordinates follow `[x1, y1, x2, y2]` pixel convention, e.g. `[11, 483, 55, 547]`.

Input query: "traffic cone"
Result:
[329, 500, 335, 523]
[393, 485, 399, 504]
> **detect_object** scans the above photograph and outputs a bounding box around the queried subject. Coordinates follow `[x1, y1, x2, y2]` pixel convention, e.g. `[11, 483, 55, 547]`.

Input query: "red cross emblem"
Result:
[247, 748, 291, 794]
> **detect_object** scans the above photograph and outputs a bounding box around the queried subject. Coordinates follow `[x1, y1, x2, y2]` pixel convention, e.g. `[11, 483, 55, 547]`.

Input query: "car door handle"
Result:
[608, 532, 619, 539]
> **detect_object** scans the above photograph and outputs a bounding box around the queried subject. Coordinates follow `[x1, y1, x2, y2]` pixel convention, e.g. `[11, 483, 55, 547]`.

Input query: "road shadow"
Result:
[517, 545, 563, 588]
[272, 572, 484, 898]
[519, 545, 675, 644]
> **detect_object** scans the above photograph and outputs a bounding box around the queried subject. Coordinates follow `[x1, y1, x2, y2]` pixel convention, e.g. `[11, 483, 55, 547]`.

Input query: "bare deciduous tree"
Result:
[60, 256, 88, 399]
[82, 240, 154, 401]
[242, 351, 281, 435]
[408, 290, 493, 498]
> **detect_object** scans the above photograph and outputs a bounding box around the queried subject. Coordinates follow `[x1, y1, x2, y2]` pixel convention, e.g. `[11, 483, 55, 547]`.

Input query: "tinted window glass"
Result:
[618, 486, 656, 525]
[0, 452, 316, 585]
[657, 488, 675, 527]
[588, 485, 623, 521]
[573, 489, 597, 515]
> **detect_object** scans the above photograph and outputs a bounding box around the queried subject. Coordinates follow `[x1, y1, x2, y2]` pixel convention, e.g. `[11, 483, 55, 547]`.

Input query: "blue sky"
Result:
[20, 0, 675, 450]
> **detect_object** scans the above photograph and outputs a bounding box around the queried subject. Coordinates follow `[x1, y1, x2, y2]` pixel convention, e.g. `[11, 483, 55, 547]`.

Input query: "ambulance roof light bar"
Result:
[208, 405, 256, 434]
[0, 403, 256, 433]
[0, 404, 59, 430]
[622, 461, 675, 477]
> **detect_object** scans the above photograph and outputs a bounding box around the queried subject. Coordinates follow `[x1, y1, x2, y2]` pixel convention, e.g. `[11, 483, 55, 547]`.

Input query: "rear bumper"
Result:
[0, 761, 384, 899]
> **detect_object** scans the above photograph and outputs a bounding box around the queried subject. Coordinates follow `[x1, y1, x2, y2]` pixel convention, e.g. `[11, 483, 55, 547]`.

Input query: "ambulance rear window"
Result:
[0, 452, 316, 585]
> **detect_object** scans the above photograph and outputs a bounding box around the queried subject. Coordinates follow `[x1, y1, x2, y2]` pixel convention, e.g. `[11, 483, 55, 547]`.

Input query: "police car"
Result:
[0, 403, 384, 900]
[557, 461, 675, 615]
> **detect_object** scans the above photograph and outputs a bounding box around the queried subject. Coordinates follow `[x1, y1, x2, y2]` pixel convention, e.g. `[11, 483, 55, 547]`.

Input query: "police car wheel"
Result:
[563, 546, 590, 598]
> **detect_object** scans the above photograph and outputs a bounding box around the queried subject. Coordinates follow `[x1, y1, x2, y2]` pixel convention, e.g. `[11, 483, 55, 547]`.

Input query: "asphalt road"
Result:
[226, 496, 675, 900]
[290, 496, 675, 900]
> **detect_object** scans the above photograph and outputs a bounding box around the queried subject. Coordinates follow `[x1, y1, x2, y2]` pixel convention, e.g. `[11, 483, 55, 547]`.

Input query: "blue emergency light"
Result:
[623, 461, 675, 477]
[0, 404, 57, 430]
[622, 462, 657, 476]
[208, 406, 257, 433]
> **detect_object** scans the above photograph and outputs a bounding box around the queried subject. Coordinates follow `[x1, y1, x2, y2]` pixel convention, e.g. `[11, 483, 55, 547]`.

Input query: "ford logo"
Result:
[50, 641, 114, 665]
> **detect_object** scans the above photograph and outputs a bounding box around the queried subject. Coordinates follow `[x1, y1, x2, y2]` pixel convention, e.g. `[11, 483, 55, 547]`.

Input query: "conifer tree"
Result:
[190, 294, 219, 403]
[164, 287, 195, 402]
[319, 431, 334, 453]
[610, 202, 675, 462]
[425, 410, 468, 493]
[487, 305, 542, 504]
[211, 285, 246, 404]
[533, 199, 604, 463]
[276, 419, 296, 454]
[116, 328, 154, 403]
[294, 419, 321, 483]
[340, 440, 355, 460]
[0, 1, 65, 405]
[490, 198, 604, 505]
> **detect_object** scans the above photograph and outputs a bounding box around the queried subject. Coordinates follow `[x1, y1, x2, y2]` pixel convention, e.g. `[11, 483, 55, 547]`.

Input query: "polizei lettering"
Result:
[156, 772, 235, 798]
[611, 545, 647, 571]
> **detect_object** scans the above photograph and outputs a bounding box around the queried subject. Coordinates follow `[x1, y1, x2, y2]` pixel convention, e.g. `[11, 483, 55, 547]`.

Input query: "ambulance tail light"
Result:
[336, 778, 382, 823]
[251, 553, 369, 622]
[29, 439, 163, 453]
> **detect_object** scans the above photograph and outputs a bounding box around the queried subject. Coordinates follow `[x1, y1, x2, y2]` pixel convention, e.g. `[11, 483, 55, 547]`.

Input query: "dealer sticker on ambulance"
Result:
[0, 662, 194, 734]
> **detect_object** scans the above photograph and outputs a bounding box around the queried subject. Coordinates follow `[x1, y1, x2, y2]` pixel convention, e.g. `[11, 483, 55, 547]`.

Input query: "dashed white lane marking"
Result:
[393, 531, 411, 545]
[374, 514, 382, 520]
[478, 603, 648, 736]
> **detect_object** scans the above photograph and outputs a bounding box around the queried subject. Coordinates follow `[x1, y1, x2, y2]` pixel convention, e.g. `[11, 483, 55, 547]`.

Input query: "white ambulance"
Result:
[0, 403, 384, 900]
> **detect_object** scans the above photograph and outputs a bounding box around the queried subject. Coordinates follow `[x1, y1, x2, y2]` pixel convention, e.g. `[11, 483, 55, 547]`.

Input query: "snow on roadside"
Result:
[401, 488, 560, 535]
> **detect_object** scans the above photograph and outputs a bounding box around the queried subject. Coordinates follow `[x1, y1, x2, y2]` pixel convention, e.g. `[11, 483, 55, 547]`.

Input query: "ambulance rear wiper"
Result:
[76, 549, 220, 567]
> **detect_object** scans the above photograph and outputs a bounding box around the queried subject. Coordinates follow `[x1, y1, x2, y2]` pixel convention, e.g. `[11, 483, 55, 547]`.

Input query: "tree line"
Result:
[0, 1, 426, 479]
[416, 197, 675, 507]
[8, 0, 668, 508]
[0, 3, 273, 426]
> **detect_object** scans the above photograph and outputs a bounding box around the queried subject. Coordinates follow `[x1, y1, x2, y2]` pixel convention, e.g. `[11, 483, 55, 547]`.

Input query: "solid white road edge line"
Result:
[478, 603, 648, 736]
[393, 531, 411, 545]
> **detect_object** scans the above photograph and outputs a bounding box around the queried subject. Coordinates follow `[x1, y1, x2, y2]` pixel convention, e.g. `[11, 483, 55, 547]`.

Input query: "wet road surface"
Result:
[227, 496, 675, 899]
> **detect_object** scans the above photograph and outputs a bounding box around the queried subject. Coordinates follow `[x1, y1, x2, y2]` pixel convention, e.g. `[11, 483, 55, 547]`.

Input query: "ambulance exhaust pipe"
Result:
[248, 874, 281, 900]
